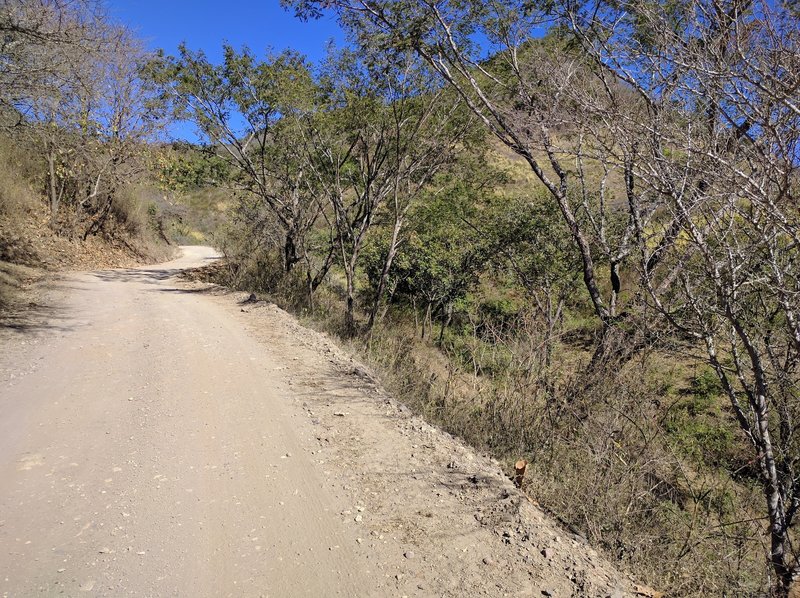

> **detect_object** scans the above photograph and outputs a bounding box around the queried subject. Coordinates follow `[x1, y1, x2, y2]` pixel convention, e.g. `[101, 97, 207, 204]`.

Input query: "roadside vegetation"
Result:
[2, 0, 798, 595]
[0, 1, 189, 313]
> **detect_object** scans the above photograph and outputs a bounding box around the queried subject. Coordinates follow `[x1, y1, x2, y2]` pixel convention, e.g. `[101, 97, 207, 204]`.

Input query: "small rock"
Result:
[354, 515, 362, 522]
[482, 557, 495, 566]
[333, 411, 346, 417]
[541, 548, 551, 559]
[541, 590, 556, 597]
[404, 551, 415, 559]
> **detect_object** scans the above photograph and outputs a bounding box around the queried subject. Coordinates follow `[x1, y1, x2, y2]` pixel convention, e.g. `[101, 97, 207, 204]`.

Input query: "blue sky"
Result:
[107, 1, 344, 139]
[108, 0, 343, 62]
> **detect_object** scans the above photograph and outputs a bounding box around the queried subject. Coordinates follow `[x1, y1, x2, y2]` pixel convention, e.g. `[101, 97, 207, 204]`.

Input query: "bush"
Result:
[0, 136, 40, 218]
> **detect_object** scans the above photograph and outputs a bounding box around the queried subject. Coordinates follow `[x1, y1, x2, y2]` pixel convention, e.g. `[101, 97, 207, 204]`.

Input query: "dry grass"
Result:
[0, 136, 40, 219]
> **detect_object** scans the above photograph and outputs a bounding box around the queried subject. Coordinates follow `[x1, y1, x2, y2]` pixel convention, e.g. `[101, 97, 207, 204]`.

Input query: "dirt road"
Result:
[0, 247, 634, 597]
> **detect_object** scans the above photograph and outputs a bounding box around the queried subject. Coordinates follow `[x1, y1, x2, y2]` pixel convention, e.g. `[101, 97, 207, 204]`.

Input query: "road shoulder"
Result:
[185, 278, 636, 598]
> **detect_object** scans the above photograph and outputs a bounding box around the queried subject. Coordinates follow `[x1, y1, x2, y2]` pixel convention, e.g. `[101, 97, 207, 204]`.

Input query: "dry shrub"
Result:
[0, 136, 40, 218]
[351, 311, 768, 595]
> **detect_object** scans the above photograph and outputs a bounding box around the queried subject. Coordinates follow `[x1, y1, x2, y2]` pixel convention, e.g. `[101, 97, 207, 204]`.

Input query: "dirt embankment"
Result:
[0, 204, 174, 328]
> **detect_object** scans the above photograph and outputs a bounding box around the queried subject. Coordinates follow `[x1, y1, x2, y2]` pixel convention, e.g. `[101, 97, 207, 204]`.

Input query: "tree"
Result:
[285, 0, 645, 362]
[154, 45, 323, 273]
[294, 47, 475, 333]
[0, 0, 111, 117]
[1, 1, 167, 233]
[363, 185, 489, 341]
[480, 192, 581, 374]
[562, 1, 800, 590]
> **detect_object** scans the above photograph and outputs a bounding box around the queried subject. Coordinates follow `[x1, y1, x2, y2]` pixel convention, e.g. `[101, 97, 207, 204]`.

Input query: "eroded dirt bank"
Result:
[0, 247, 635, 597]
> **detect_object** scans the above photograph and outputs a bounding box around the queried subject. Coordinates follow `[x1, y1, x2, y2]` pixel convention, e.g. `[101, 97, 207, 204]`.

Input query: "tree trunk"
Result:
[438, 302, 452, 345]
[366, 217, 403, 332]
[344, 266, 356, 336]
[284, 233, 299, 273]
[305, 271, 315, 313]
[83, 193, 114, 240]
[47, 149, 58, 228]
[421, 302, 433, 340]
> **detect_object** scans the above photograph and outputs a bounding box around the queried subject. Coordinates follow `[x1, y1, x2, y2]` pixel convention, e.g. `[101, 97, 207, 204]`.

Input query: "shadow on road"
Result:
[0, 303, 76, 334]
[156, 286, 217, 295]
[90, 268, 180, 284]
[0, 280, 81, 335]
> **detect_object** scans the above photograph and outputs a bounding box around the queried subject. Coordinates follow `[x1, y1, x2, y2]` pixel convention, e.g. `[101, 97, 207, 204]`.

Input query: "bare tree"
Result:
[561, 1, 800, 590]
[0, 0, 110, 115]
[1, 1, 166, 232]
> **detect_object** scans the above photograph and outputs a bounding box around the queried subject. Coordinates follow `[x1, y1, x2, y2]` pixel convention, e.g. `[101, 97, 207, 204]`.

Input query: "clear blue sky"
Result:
[108, 0, 343, 61]
[107, 0, 344, 139]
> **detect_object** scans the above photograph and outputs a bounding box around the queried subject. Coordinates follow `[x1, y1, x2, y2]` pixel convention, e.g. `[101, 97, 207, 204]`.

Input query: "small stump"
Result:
[514, 459, 527, 488]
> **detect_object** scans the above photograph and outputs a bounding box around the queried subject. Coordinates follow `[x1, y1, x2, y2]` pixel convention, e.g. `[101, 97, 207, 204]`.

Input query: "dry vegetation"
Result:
[0, 134, 174, 321]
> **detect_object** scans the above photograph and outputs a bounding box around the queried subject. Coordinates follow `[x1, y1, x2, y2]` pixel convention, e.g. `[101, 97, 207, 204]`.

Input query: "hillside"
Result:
[0, 135, 175, 326]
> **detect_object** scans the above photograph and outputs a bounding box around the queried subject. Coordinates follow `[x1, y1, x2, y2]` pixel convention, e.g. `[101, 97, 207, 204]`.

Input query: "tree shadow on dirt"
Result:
[0, 304, 76, 334]
[0, 280, 81, 336]
[90, 268, 179, 284]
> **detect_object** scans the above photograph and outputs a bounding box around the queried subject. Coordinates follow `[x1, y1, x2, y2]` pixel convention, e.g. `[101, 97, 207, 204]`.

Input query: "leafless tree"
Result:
[562, 1, 800, 590]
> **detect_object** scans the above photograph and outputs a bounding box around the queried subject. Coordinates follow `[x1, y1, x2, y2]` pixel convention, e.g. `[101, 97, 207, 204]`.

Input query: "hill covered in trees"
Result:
[0, 1, 226, 315]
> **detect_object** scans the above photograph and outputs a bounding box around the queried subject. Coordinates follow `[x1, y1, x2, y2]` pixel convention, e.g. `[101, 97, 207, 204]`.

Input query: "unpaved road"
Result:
[0, 247, 635, 597]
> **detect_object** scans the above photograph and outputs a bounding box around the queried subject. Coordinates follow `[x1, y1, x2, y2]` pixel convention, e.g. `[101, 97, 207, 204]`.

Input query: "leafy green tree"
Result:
[153, 45, 322, 273]
[295, 47, 475, 334]
[364, 181, 489, 341]
[479, 192, 581, 369]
